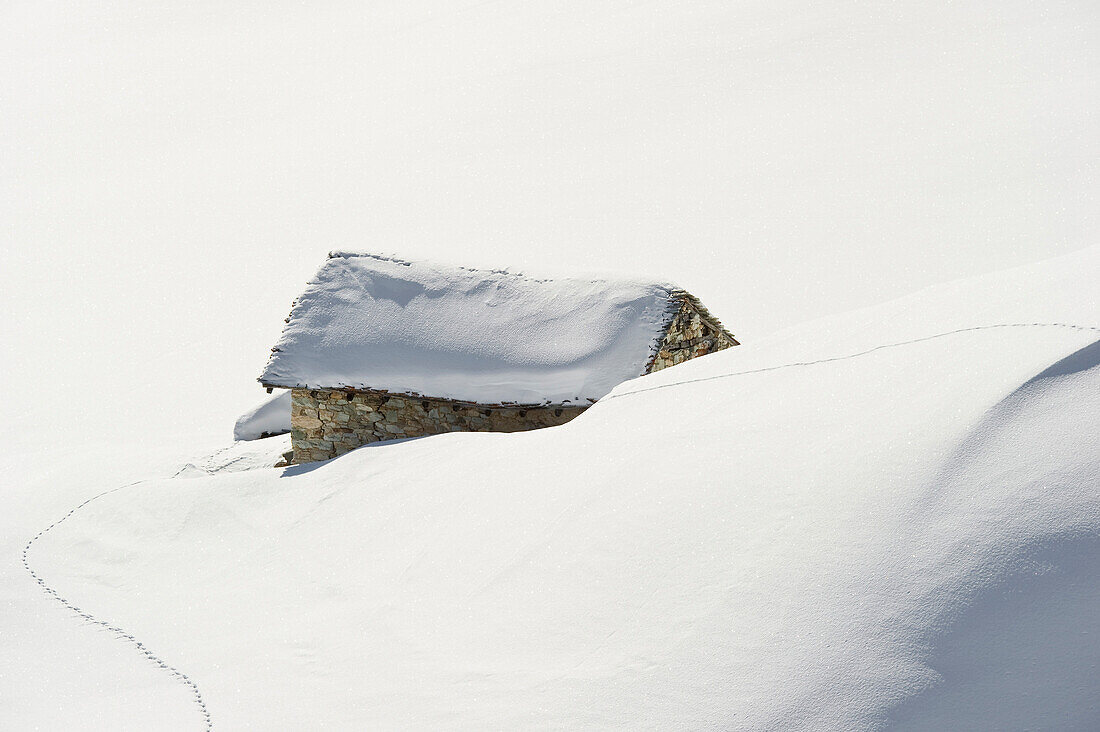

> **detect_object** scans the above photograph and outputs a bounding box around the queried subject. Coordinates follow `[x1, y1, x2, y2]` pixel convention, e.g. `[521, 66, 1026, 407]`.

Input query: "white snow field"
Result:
[17, 246, 1100, 730]
[2, 0, 1097, 729]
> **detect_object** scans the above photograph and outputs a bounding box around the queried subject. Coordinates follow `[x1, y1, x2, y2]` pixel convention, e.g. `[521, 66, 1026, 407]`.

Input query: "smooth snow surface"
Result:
[0, 439, 228, 730]
[3, 0, 1098, 728]
[259, 252, 679, 404]
[23, 247, 1100, 730]
[232, 391, 291, 441]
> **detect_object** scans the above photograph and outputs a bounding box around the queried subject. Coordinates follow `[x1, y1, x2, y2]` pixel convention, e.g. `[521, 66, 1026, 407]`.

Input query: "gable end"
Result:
[646, 291, 739, 374]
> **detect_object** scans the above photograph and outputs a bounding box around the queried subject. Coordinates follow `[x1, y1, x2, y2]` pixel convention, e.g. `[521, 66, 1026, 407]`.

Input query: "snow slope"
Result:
[259, 252, 682, 404]
[0, 439, 225, 729]
[23, 246, 1100, 730]
[3, 0, 1096, 727]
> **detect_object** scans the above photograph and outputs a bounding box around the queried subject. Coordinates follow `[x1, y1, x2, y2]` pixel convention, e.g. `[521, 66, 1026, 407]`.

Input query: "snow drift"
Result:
[27, 247, 1100, 730]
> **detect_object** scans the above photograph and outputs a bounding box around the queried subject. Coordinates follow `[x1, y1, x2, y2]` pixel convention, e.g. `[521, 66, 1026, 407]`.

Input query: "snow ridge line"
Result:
[605, 322, 1100, 402]
[22, 480, 213, 731]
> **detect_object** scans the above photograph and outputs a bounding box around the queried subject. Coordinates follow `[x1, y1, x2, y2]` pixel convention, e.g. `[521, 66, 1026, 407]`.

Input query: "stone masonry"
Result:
[647, 292, 739, 372]
[283, 291, 736, 464]
[290, 389, 587, 464]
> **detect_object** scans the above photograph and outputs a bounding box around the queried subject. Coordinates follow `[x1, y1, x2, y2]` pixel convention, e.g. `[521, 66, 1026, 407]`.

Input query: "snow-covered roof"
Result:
[259, 252, 692, 405]
[233, 391, 291, 441]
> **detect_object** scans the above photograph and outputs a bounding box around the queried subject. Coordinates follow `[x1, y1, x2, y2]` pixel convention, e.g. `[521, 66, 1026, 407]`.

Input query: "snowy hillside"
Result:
[14, 247, 1099, 730]
[2, 0, 1097, 728]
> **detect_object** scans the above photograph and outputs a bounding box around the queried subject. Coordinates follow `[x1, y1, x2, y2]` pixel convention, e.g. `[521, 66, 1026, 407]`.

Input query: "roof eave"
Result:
[257, 380, 596, 409]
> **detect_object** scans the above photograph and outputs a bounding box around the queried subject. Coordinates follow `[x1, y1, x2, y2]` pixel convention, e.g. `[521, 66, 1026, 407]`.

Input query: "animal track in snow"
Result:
[22, 481, 213, 731]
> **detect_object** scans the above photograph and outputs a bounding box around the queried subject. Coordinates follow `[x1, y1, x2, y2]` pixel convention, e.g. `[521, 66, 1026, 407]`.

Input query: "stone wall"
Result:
[286, 291, 736, 463]
[647, 295, 739, 373]
[290, 388, 587, 463]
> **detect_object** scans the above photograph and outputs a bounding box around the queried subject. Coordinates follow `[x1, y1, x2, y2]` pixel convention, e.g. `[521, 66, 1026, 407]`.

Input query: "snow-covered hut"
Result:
[260, 252, 737, 463]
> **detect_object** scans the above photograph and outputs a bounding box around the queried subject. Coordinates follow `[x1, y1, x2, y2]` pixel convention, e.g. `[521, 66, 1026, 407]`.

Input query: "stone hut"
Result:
[260, 252, 737, 464]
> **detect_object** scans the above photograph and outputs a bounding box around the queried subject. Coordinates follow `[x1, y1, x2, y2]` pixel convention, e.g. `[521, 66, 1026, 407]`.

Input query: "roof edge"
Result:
[669, 289, 739, 346]
[258, 381, 594, 409]
[323, 250, 679, 291]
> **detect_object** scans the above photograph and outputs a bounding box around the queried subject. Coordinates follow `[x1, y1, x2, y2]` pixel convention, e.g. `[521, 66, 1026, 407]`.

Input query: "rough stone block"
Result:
[288, 387, 593, 463]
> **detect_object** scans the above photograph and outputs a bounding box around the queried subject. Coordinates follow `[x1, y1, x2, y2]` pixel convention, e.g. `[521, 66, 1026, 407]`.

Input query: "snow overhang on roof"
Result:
[259, 252, 688, 405]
